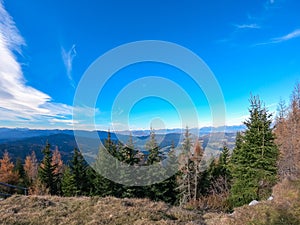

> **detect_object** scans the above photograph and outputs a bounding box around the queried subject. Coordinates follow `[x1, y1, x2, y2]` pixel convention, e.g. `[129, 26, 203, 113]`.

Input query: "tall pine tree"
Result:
[61, 166, 77, 197]
[39, 143, 57, 195]
[70, 148, 89, 195]
[94, 131, 123, 197]
[229, 95, 278, 207]
[145, 128, 161, 165]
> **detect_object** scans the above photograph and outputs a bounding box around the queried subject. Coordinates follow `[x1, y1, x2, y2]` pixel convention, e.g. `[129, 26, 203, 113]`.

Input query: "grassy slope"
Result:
[1, 179, 299, 225]
[0, 195, 204, 225]
[204, 178, 300, 225]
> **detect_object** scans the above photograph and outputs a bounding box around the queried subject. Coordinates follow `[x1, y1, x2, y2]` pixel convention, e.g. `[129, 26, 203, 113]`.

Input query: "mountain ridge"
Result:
[0, 125, 245, 141]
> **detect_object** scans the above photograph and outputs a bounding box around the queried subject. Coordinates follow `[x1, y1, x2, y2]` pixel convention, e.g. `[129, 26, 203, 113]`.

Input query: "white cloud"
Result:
[235, 23, 261, 29]
[61, 44, 77, 87]
[272, 29, 300, 43]
[255, 29, 300, 46]
[0, 2, 76, 128]
[0, 2, 25, 53]
[50, 118, 79, 125]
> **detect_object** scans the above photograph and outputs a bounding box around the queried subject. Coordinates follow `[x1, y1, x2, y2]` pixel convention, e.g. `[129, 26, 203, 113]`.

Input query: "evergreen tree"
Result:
[200, 157, 215, 195]
[182, 126, 192, 155]
[229, 95, 278, 207]
[105, 130, 118, 157]
[218, 145, 231, 179]
[61, 166, 77, 197]
[39, 143, 57, 195]
[119, 133, 143, 198]
[94, 146, 113, 197]
[145, 128, 161, 165]
[85, 165, 98, 196]
[93, 171, 112, 197]
[207, 145, 231, 201]
[94, 131, 123, 197]
[70, 148, 89, 195]
[14, 158, 27, 187]
[120, 133, 140, 165]
[153, 146, 179, 204]
[144, 128, 172, 202]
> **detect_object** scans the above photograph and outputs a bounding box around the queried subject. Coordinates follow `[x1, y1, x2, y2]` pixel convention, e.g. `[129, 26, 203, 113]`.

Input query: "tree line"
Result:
[0, 83, 299, 211]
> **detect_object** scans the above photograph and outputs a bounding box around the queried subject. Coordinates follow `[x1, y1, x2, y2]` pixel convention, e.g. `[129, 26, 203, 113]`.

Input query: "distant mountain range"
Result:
[108, 125, 246, 136]
[0, 126, 244, 163]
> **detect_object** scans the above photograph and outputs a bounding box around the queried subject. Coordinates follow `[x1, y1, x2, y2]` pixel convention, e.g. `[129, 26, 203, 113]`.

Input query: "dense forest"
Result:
[1, 83, 300, 213]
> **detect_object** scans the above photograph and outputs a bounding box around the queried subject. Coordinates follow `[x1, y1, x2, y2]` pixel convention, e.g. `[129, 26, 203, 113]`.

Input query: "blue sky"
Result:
[0, 0, 299, 130]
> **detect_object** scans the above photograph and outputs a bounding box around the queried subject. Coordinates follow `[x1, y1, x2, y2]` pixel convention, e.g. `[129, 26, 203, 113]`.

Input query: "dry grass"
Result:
[204, 178, 300, 225]
[2, 179, 300, 225]
[0, 195, 204, 225]
[185, 193, 231, 213]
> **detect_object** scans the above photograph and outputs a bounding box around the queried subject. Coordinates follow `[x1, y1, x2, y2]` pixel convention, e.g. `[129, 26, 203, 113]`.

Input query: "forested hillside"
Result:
[0, 83, 300, 224]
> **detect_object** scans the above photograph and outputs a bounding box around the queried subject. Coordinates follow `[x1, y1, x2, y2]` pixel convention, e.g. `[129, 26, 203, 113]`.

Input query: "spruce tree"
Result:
[145, 128, 161, 165]
[182, 126, 192, 155]
[70, 148, 88, 195]
[120, 133, 140, 165]
[144, 128, 178, 203]
[61, 166, 77, 196]
[39, 143, 57, 195]
[14, 157, 27, 186]
[207, 145, 231, 200]
[94, 131, 123, 197]
[157, 145, 179, 204]
[144, 128, 161, 199]
[119, 133, 142, 198]
[218, 145, 231, 179]
[229, 95, 278, 207]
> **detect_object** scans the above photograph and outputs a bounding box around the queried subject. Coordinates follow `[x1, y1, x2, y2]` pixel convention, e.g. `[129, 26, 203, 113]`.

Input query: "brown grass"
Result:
[185, 193, 231, 213]
[0, 195, 204, 225]
[2, 179, 300, 225]
[204, 178, 300, 225]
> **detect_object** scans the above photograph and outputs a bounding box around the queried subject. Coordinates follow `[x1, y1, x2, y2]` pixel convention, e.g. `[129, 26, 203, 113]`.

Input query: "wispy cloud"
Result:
[234, 23, 261, 29]
[255, 29, 300, 46]
[216, 23, 261, 46]
[0, 2, 25, 52]
[61, 44, 77, 87]
[272, 29, 300, 43]
[0, 2, 75, 128]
